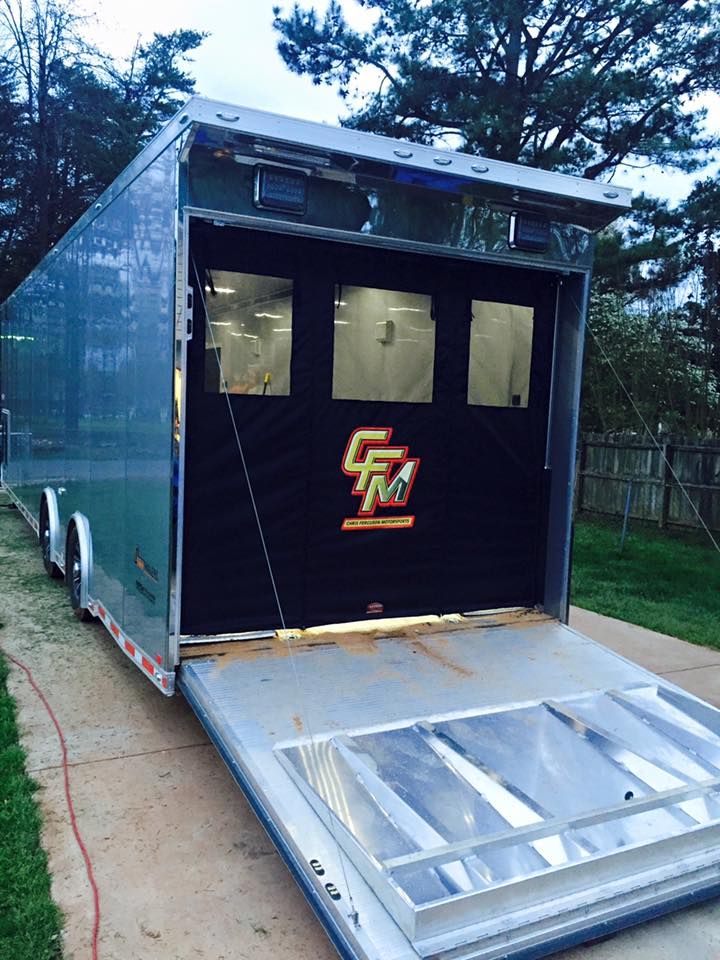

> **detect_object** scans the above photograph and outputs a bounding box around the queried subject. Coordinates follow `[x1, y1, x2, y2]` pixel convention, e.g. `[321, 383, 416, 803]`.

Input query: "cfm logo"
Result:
[341, 427, 420, 530]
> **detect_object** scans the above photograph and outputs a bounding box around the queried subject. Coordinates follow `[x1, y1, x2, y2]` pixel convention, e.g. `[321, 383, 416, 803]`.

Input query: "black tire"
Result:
[39, 501, 62, 579]
[66, 525, 94, 621]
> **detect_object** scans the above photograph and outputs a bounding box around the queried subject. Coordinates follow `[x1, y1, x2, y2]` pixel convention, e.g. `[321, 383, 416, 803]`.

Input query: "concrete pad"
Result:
[569, 607, 720, 674]
[570, 605, 720, 708]
[2, 499, 720, 960]
[36, 745, 336, 960]
[555, 898, 720, 960]
[660, 664, 720, 708]
[0, 520, 206, 771]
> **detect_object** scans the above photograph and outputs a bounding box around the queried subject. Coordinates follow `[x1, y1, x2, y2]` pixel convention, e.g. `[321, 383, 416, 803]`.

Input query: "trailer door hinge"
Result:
[184, 286, 193, 340]
[175, 285, 194, 341]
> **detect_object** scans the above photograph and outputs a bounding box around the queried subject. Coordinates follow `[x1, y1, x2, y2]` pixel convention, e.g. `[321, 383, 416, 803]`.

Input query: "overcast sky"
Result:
[91, 0, 718, 206]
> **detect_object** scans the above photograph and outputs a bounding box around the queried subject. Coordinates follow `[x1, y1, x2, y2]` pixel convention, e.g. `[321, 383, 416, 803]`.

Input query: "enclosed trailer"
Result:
[2, 97, 720, 960]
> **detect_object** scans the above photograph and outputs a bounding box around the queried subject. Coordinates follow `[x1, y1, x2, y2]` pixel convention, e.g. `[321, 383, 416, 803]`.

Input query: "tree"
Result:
[582, 175, 720, 436]
[0, 62, 22, 278]
[677, 177, 720, 389]
[0, 0, 205, 298]
[273, 0, 719, 178]
[593, 194, 685, 296]
[582, 291, 720, 435]
[101, 29, 209, 167]
[0, 0, 86, 258]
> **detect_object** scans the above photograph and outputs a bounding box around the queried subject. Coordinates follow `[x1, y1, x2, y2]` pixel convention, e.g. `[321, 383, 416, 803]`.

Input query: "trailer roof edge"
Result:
[182, 96, 632, 220]
[2, 96, 632, 307]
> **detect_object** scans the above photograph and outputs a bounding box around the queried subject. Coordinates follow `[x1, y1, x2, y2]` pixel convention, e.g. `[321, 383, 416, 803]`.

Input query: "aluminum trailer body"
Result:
[2, 97, 720, 960]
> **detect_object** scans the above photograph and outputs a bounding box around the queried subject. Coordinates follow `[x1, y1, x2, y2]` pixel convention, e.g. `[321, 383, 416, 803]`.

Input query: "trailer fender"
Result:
[65, 513, 94, 616]
[39, 488, 62, 577]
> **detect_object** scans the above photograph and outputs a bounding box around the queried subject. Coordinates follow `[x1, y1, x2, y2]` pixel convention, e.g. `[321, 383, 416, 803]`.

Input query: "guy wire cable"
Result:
[578, 291, 720, 555]
[191, 259, 360, 924]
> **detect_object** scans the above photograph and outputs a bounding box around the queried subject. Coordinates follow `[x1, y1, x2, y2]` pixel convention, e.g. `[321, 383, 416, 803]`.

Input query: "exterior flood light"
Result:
[253, 164, 308, 214]
[508, 211, 551, 252]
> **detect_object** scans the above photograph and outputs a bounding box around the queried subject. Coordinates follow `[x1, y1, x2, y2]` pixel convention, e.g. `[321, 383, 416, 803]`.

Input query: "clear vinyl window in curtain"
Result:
[204, 270, 293, 396]
[467, 300, 534, 408]
[332, 284, 435, 402]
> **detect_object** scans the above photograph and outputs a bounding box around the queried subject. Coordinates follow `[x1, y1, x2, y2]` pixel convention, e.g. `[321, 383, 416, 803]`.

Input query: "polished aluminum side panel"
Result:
[81, 187, 128, 618]
[0, 145, 177, 675]
[121, 148, 177, 665]
[1, 255, 67, 514]
[178, 621, 720, 960]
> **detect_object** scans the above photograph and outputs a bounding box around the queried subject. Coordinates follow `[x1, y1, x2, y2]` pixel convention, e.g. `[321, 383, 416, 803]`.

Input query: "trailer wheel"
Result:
[39, 500, 62, 579]
[66, 525, 93, 621]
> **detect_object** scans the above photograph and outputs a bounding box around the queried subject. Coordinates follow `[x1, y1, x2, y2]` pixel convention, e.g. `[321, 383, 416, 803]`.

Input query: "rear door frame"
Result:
[171, 209, 589, 650]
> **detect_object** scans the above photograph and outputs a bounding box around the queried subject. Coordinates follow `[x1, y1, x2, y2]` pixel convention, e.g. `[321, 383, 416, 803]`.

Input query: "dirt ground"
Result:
[1, 492, 719, 960]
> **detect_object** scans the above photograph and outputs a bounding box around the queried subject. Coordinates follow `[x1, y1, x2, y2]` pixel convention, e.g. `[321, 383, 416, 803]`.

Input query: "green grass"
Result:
[0, 653, 62, 960]
[571, 514, 720, 650]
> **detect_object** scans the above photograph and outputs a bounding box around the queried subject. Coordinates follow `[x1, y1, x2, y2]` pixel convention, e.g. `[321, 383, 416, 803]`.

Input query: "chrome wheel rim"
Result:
[42, 523, 51, 564]
[71, 545, 82, 601]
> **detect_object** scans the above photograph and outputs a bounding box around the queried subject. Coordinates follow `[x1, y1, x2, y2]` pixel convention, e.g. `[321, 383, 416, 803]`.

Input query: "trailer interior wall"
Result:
[0, 144, 177, 673]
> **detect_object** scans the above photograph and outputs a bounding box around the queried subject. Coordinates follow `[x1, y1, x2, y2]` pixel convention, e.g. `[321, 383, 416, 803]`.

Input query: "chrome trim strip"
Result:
[185, 207, 589, 274]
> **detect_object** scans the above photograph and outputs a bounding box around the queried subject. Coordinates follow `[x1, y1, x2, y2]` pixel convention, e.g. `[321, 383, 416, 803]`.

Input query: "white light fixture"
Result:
[375, 319, 394, 344]
[254, 312, 283, 319]
[210, 321, 231, 327]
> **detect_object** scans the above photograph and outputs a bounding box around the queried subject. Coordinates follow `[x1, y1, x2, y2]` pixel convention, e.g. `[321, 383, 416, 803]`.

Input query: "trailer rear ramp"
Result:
[177, 612, 720, 960]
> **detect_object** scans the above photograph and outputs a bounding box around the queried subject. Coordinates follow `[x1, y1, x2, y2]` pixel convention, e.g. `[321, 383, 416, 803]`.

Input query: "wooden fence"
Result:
[576, 434, 720, 532]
